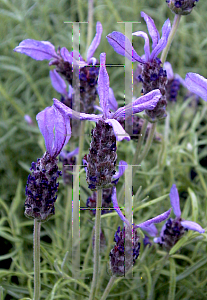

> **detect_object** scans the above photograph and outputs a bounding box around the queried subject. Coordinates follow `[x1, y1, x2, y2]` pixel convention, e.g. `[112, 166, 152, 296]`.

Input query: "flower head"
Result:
[107, 12, 171, 120]
[154, 184, 205, 250]
[166, 0, 199, 16]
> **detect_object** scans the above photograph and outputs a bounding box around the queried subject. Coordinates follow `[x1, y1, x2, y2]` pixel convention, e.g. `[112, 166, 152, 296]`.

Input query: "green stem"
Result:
[89, 189, 102, 300]
[100, 276, 116, 300]
[160, 14, 181, 64]
[132, 119, 148, 176]
[77, 121, 85, 167]
[137, 122, 157, 165]
[86, 0, 94, 52]
[33, 219, 41, 300]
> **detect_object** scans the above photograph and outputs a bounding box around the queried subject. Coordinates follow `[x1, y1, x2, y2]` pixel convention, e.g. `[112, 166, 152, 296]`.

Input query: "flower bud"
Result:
[166, 0, 199, 15]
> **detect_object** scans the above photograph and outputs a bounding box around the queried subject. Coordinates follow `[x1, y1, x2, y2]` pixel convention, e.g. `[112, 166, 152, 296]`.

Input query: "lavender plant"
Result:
[1, 0, 207, 299]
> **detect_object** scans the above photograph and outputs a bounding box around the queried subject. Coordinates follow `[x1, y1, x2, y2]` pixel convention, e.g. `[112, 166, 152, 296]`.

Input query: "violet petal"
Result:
[163, 62, 174, 80]
[141, 11, 160, 50]
[185, 73, 207, 102]
[135, 208, 172, 229]
[108, 87, 118, 111]
[98, 53, 110, 118]
[170, 184, 181, 218]
[150, 19, 171, 61]
[139, 223, 158, 237]
[132, 31, 150, 62]
[53, 98, 100, 121]
[107, 31, 144, 63]
[113, 160, 128, 180]
[181, 220, 205, 234]
[105, 119, 130, 141]
[111, 187, 130, 227]
[66, 147, 79, 158]
[50, 70, 67, 95]
[87, 21, 103, 62]
[14, 39, 58, 60]
[114, 89, 161, 120]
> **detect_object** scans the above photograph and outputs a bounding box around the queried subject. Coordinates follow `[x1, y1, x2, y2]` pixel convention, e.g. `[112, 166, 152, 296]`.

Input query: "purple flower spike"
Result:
[14, 39, 58, 61]
[36, 104, 71, 158]
[185, 73, 207, 102]
[170, 184, 181, 217]
[87, 21, 103, 62]
[181, 220, 205, 234]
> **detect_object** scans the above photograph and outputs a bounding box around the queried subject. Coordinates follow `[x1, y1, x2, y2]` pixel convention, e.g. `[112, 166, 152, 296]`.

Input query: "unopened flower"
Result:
[53, 53, 161, 190]
[59, 148, 79, 185]
[107, 12, 171, 120]
[25, 105, 71, 222]
[154, 184, 205, 250]
[14, 22, 103, 113]
[166, 0, 199, 15]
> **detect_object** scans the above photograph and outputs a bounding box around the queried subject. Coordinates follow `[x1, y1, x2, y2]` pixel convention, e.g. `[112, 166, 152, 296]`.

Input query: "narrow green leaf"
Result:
[169, 236, 188, 255]
[176, 257, 207, 282]
[188, 188, 198, 222]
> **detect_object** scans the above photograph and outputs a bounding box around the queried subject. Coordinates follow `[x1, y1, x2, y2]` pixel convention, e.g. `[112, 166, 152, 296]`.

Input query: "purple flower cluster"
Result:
[166, 0, 199, 15]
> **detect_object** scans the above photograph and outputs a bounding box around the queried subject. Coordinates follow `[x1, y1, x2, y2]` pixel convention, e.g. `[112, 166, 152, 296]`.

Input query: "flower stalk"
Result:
[161, 14, 181, 64]
[100, 276, 116, 300]
[89, 189, 102, 300]
[33, 219, 41, 300]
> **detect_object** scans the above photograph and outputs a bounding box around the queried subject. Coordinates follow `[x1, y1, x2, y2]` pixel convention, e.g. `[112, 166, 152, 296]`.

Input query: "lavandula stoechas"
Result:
[52, 53, 162, 190]
[154, 184, 205, 251]
[14, 22, 102, 114]
[107, 12, 171, 120]
[25, 104, 71, 221]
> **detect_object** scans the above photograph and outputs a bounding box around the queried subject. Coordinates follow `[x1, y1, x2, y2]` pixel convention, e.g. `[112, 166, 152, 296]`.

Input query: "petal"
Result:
[153, 237, 161, 243]
[14, 39, 58, 60]
[163, 62, 174, 80]
[139, 223, 158, 237]
[170, 184, 181, 217]
[67, 147, 79, 158]
[87, 21, 103, 62]
[150, 19, 171, 61]
[61, 48, 87, 67]
[113, 160, 128, 180]
[106, 31, 144, 63]
[185, 73, 207, 101]
[111, 187, 130, 227]
[50, 70, 67, 95]
[105, 119, 130, 141]
[181, 220, 205, 234]
[135, 208, 172, 229]
[132, 31, 150, 62]
[36, 105, 71, 157]
[53, 98, 100, 121]
[108, 87, 118, 111]
[114, 89, 161, 120]
[98, 53, 110, 118]
[141, 11, 160, 50]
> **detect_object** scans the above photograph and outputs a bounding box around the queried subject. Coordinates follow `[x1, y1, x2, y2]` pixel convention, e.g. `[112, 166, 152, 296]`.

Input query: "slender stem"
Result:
[160, 14, 181, 64]
[137, 122, 157, 165]
[33, 219, 41, 300]
[89, 189, 102, 300]
[86, 0, 94, 52]
[77, 121, 85, 167]
[132, 119, 148, 176]
[100, 276, 116, 300]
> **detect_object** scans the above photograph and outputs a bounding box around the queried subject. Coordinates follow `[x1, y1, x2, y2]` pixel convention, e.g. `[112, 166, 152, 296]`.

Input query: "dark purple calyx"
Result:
[59, 153, 76, 186]
[140, 58, 168, 119]
[25, 152, 61, 222]
[158, 217, 188, 251]
[86, 120, 117, 190]
[167, 0, 199, 15]
[86, 187, 113, 215]
[109, 226, 140, 277]
[166, 78, 180, 102]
